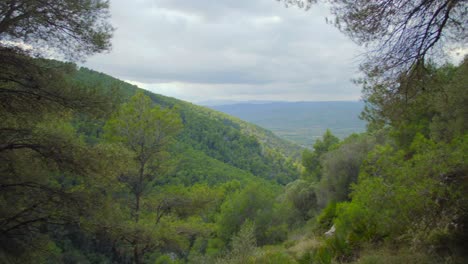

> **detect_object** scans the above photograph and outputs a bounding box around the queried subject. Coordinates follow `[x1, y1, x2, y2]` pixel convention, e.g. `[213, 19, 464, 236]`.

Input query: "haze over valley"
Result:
[209, 101, 366, 146]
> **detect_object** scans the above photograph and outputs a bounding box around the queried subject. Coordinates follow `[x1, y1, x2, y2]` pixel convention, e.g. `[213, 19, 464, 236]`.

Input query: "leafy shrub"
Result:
[314, 202, 337, 233]
[314, 134, 468, 262]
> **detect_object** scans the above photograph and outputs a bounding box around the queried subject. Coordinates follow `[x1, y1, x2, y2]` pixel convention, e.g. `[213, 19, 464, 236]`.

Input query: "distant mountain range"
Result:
[199, 100, 278, 106]
[208, 101, 367, 147]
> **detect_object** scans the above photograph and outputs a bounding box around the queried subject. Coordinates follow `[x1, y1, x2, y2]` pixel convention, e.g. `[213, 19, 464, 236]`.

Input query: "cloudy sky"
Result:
[84, 0, 363, 104]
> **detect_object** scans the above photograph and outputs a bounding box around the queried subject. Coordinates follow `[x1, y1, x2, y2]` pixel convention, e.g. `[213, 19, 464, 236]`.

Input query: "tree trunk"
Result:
[133, 161, 145, 263]
[133, 243, 140, 264]
[135, 193, 140, 223]
[134, 161, 145, 223]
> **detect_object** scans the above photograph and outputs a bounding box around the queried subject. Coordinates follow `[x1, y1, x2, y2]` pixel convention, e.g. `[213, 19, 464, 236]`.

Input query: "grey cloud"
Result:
[84, 0, 362, 102]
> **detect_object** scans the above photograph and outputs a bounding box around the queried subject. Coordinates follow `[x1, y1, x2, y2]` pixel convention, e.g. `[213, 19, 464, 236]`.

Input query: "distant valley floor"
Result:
[208, 101, 367, 147]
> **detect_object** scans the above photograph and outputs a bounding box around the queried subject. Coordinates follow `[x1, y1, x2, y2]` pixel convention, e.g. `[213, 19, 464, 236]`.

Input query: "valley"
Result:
[209, 101, 366, 147]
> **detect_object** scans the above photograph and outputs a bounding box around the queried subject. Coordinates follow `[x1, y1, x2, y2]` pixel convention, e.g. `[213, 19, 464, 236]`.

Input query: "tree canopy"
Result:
[103, 92, 183, 264]
[0, 0, 113, 59]
[279, 0, 467, 79]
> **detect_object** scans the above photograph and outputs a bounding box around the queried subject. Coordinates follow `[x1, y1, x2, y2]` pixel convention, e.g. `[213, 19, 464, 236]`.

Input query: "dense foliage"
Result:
[2, 38, 467, 264]
[299, 59, 468, 264]
[0, 6, 117, 258]
[0, 55, 304, 263]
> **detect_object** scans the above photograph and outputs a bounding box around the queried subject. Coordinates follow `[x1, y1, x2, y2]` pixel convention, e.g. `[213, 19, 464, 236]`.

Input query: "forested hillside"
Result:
[210, 102, 366, 146]
[1, 56, 302, 263]
[74, 67, 303, 185]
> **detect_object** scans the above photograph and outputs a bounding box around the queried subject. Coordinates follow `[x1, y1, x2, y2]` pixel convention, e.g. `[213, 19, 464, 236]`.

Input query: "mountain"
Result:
[199, 100, 278, 106]
[210, 101, 367, 147]
[75, 67, 303, 185]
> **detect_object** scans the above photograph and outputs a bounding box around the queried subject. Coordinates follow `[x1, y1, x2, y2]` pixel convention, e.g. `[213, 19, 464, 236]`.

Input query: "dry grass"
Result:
[350, 246, 450, 264]
[286, 235, 322, 259]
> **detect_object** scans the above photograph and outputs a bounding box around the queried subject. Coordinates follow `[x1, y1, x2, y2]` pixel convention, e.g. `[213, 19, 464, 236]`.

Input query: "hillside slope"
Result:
[75, 67, 303, 184]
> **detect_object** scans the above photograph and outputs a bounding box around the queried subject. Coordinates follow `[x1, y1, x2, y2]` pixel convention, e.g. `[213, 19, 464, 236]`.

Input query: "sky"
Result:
[84, 0, 363, 104]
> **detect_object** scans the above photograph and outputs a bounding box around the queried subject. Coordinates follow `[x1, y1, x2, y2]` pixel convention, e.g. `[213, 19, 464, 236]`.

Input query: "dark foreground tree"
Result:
[0, 0, 115, 261]
[0, 0, 114, 116]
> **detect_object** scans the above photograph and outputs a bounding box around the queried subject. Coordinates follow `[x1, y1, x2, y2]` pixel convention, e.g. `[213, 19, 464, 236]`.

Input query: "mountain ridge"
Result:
[76, 67, 303, 184]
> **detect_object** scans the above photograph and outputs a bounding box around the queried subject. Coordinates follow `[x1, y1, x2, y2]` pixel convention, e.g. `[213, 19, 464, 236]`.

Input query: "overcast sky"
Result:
[84, 0, 363, 104]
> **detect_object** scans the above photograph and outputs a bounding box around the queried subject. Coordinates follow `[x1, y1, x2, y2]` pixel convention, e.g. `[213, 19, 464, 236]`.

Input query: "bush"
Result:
[314, 202, 336, 233]
[313, 135, 468, 262]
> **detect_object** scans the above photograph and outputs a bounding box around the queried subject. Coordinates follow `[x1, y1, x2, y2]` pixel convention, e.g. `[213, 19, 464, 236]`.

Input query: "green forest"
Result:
[1, 1, 467, 264]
